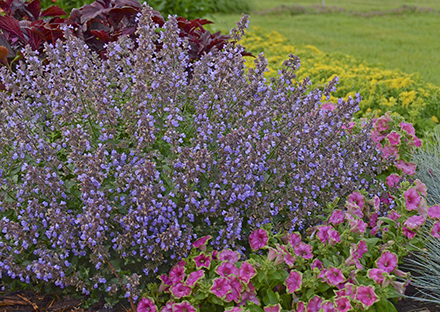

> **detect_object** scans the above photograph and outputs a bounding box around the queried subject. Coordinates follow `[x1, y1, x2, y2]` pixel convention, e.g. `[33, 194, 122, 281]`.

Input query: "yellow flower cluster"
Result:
[240, 27, 440, 138]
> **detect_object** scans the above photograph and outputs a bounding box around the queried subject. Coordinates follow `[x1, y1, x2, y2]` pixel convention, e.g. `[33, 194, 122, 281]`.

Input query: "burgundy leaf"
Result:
[0, 15, 27, 42]
[90, 29, 109, 42]
[25, 0, 42, 20]
[40, 5, 67, 18]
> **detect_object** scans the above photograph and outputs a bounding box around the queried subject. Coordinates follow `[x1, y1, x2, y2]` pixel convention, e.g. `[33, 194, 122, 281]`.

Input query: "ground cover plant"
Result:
[0, 3, 424, 308]
[237, 27, 440, 139]
[210, 1, 440, 87]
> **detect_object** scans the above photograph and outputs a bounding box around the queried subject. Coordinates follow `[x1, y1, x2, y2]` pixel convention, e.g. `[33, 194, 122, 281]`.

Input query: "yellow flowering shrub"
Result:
[241, 27, 440, 138]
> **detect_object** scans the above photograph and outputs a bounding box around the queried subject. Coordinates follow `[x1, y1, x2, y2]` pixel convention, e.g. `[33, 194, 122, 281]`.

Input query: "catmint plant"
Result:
[0, 4, 392, 307]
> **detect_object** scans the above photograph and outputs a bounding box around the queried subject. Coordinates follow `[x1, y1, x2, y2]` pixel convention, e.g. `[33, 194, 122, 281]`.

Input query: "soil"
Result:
[0, 285, 438, 312]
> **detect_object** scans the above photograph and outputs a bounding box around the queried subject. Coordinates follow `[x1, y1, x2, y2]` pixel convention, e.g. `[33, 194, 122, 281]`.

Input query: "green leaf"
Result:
[263, 289, 279, 305]
[210, 295, 224, 306]
[195, 292, 209, 300]
[372, 299, 398, 312]
[305, 288, 315, 300]
[246, 302, 264, 312]
[378, 217, 397, 228]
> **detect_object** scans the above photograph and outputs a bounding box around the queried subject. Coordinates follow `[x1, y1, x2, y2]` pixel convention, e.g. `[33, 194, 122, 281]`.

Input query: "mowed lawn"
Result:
[208, 0, 440, 86]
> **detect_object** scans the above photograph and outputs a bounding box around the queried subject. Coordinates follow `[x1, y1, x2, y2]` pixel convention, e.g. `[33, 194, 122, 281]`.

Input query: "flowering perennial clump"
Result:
[1, 5, 392, 304]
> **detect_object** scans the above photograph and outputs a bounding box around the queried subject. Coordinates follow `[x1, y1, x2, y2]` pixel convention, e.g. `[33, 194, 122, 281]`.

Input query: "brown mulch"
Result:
[0, 286, 439, 312]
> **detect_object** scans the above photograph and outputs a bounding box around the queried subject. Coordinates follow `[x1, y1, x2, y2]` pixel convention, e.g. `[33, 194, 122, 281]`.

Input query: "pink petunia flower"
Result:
[218, 249, 240, 263]
[321, 301, 336, 312]
[329, 209, 345, 225]
[396, 160, 417, 176]
[239, 261, 256, 284]
[404, 215, 426, 230]
[347, 191, 365, 209]
[158, 274, 172, 292]
[325, 267, 345, 286]
[349, 219, 367, 234]
[293, 243, 313, 259]
[210, 277, 232, 298]
[295, 302, 306, 312]
[328, 229, 340, 245]
[307, 296, 323, 312]
[356, 286, 379, 307]
[386, 173, 401, 188]
[414, 179, 428, 196]
[376, 251, 398, 273]
[137, 297, 157, 312]
[170, 282, 191, 299]
[335, 297, 352, 312]
[376, 114, 392, 132]
[387, 131, 401, 145]
[402, 226, 417, 239]
[400, 122, 416, 136]
[404, 188, 421, 211]
[185, 270, 204, 288]
[285, 270, 302, 293]
[172, 301, 196, 312]
[388, 210, 401, 221]
[284, 252, 296, 267]
[169, 265, 185, 284]
[367, 268, 388, 284]
[288, 232, 302, 247]
[239, 289, 260, 306]
[216, 262, 239, 278]
[353, 240, 368, 259]
[431, 222, 440, 239]
[264, 304, 281, 312]
[317, 225, 332, 243]
[160, 301, 174, 312]
[191, 235, 211, 252]
[368, 212, 379, 227]
[249, 229, 269, 251]
[381, 144, 399, 158]
[311, 258, 323, 270]
[193, 253, 211, 269]
[412, 136, 422, 147]
[341, 122, 356, 134]
[428, 205, 440, 219]
[225, 276, 243, 303]
[371, 128, 387, 143]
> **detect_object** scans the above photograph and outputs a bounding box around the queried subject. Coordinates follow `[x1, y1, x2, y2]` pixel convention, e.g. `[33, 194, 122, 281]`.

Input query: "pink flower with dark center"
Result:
[381, 144, 399, 158]
[367, 268, 387, 284]
[172, 301, 196, 312]
[387, 131, 401, 145]
[404, 188, 421, 211]
[218, 249, 240, 263]
[412, 136, 422, 147]
[137, 297, 157, 312]
[386, 173, 401, 188]
[376, 251, 397, 273]
[343, 283, 357, 300]
[210, 277, 232, 298]
[404, 215, 426, 230]
[158, 274, 172, 292]
[402, 226, 417, 239]
[376, 114, 392, 132]
[368, 212, 379, 227]
[170, 282, 191, 299]
[356, 286, 379, 307]
[160, 301, 174, 312]
[328, 229, 340, 245]
[317, 225, 331, 243]
[431, 222, 440, 239]
[216, 262, 239, 278]
[345, 255, 363, 270]
[294, 243, 313, 259]
[335, 297, 352, 312]
[321, 301, 336, 312]
[388, 210, 401, 221]
[264, 304, 281, 312]
[211, 250, 219, 260]
[321, 102, 336, 111]
[225, 276, 243, 303]
[191, 235, 211, 250]
[239, 261, 256, 284]
[285, 270, 302, 293]
[307, 296, 323, 312]
[295, 302, 305, 312]
[347, 191, 365, 209]
[396, 160, 417, 176]
[169, 265, 185, 284]
[288, 232, 301, 247]
[428, 205, 440, 219]
[284, 252, 296, 267]
[249, 229, 269, 251]
[193, 253, 211, 269]
[185, 270, 204, 288]
[329, 209, 345, 226]
[400, 122, 416, 136]
[414, 179, 428, 196]
[371, 128, 387, 143]
[325, 267, 345, 286]
[349, 219, 367, 234]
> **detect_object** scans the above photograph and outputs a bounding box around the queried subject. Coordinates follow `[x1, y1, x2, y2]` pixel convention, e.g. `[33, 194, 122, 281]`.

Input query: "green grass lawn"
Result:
[207, 0, 440, 86]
